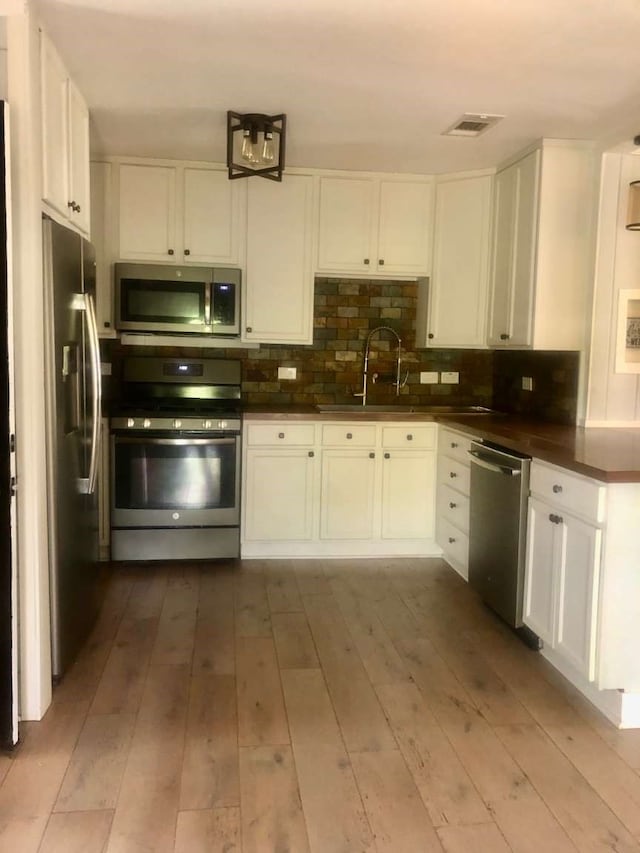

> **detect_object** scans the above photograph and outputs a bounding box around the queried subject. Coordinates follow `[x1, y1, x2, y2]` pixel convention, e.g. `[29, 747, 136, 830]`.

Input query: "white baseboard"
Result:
[241, 539, 442, 559]
[583, 420, 640, 428]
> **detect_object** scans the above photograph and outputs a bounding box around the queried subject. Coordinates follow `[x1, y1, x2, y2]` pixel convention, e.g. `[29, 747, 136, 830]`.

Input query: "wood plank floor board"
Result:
[38, 810, 114, 853]
[239, 745, 310, 853]
[197, 564, 236, 635]
[436, 822, 512, 852]
[179, 674, 239, 810]
[0, 816, 49, 853]
[272, 611, 319, 669]
[350, 748, 443, 852]
[266, 562, 305, 613]
[281, 668, 343, 746]
[150, 568, 200, 666]
[122, 566, 169, 620]
[294, 560, 332, 596]
[236, 637, 290, 747]
[174, 807, 241, 853]
[235, 574, 272, 638]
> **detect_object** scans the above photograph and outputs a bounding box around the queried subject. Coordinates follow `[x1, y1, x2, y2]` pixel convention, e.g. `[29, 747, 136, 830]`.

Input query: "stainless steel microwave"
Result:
[114, 263, 241, 336]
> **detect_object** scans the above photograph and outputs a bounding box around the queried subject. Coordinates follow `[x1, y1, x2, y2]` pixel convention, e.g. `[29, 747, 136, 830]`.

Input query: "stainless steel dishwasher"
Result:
[468, 441, 538, 644]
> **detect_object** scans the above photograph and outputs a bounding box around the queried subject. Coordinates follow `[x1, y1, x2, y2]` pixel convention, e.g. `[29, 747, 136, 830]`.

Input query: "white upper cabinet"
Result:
[115, 160, 244, 266]
[487, 142, 596, 350]
[417, 173, 492, 348]
[317, 175, 433, 276]
[243, 174, 315, 344]
[90, 161, 116, 337]
[40, 30, 90, 236]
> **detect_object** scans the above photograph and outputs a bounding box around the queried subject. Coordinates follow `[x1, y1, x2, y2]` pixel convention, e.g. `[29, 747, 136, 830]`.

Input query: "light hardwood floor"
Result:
[2, 557, 640, 852]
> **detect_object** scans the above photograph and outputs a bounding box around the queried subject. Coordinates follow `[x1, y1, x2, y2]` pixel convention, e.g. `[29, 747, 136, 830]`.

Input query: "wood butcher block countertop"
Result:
[242, 406, 640, 483]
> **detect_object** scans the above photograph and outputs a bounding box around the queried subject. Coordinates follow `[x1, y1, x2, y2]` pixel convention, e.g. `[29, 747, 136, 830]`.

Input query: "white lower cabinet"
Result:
[242, 419, 438, 556]
[524, 463, 603, 682]
[435, 426, 478, 578]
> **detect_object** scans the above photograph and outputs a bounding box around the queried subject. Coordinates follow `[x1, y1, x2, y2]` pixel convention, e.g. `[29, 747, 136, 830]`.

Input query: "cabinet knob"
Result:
[104, 321, 111, 328]
[184, 249, 190, 256]
[449, 501, 457, 509]
[378, 259, 385, 266]
[451, 442, 458, 448]
[246, 326, 253, 333]
[552, 484, 563, 494]
[168, 249, 174, 256]
[448, 537, 456, 544]
[346, 432, 353, 439]
[278, 432, 285, 439]
[384, 452, 390, 459]
[406, 434, 413, 441]
[449, 471, 457, 478]
[363, 258, 370, 265]
[500, 333, 510, 340]
[548, 513, 563, 525]
[428, 333, 434, 339]
[369, 452, 375, 459]
[75, 203, 81, 213]
[67, 200, 74, 209]
[308, 450, 314, 457]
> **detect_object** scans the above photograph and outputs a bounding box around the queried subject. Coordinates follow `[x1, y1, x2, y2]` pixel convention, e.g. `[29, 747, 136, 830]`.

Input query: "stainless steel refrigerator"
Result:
[43, 216, 103, 680]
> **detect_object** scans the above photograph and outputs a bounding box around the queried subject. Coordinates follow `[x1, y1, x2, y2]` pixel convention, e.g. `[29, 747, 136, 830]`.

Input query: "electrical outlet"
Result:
[441, 371, 459, 384]
[277, 366, 297, 380]
[419, 371, 439, 384]
[100, 362, 112, 376]
[522, 376, 534, 391]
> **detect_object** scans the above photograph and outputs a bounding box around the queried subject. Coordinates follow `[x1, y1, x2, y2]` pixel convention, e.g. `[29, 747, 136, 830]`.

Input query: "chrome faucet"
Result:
[354, 325, 405, 406]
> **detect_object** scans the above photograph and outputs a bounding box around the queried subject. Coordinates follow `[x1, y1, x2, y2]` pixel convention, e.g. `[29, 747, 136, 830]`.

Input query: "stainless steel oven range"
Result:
[110, 356, 242, 561]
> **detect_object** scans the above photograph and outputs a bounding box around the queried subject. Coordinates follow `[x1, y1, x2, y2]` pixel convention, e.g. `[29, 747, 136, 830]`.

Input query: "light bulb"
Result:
[241, 129, 256, 164]
[261, 131, 275, 164]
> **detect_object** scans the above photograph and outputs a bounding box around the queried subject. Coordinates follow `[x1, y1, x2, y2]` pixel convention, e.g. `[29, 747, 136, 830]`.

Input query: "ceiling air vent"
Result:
[443, 113, 504, 137]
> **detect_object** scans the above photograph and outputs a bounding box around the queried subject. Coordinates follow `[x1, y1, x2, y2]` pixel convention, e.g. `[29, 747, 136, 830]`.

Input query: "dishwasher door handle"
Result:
[468, 450, 522, 477]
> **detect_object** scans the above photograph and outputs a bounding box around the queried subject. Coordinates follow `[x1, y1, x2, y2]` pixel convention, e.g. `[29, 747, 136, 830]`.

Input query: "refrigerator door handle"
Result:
[73, 292, 101, 494]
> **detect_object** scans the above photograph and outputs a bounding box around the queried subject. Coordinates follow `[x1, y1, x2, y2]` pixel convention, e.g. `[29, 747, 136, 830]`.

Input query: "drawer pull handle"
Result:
[369, 452, 375, 459]
[346, 432, 353, 439]
[406, 434, 413, 441]
[278, 432, 285, 439]
[308, 451, 314, 457]
[384, 452, 390, 459]
[448, 537, 456, 544]
[552, 484, 563, 494]
[500, 333, 510, 340]
[451, 442, 458, 448]
[449, 501, 457, 509]
[449, 471, 457, 478]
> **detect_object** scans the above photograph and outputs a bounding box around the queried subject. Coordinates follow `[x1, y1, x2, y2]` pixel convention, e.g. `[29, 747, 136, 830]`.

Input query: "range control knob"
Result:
[218, 420, 228, 430]
[127, 418, 135, 428]
[173, 419, 182, 429]
[203, 419, 213, 429]
[143, 418, 151, 429]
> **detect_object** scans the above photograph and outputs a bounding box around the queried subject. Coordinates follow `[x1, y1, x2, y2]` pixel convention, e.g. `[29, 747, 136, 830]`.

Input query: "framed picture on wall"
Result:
[616, 289, 640, 372]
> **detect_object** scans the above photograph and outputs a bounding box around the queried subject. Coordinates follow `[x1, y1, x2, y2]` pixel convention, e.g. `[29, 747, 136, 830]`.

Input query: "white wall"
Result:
[0, 18, 7, 98]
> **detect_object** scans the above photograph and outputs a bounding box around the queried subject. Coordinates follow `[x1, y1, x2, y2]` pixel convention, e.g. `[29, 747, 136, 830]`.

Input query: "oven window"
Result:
[121, 279, 205, 326]
[114, 439, 237, 509]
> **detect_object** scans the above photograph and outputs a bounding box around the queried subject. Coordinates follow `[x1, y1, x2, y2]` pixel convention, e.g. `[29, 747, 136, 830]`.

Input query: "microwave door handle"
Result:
[204, 282, 212, 327]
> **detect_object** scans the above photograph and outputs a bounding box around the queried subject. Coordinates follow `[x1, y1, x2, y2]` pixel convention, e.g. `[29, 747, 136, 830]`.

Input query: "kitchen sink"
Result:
[315, 404, 499, 415]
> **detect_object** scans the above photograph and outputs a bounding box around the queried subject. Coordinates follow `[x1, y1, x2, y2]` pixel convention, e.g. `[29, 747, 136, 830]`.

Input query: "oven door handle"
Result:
[113, 436, 236, 446]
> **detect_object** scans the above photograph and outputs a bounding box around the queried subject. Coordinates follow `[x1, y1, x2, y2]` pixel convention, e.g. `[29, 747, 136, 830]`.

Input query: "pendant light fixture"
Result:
[227, 111, 286, 181]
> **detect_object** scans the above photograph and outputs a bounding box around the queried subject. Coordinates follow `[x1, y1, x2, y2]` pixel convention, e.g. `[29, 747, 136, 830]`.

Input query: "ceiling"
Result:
[33, 0, 640, 174]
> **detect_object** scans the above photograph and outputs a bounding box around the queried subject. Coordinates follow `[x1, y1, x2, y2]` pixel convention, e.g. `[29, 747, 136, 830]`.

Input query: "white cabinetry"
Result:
[244, 174, 315, 344]
[524, 461, 604, 681]
[487, 142, 595, 349]
[417, 173, 492, 348]
[90, 161, 116, 337]
[317, 175, 433, 276]
[435, 426, 478, 579]
[242, 419, 438, 557]
[115, 160, 244, 266]
[40, 29, 90, 235]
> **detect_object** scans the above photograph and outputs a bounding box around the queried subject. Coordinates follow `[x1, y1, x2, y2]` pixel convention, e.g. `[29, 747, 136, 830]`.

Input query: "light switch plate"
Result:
[419, 371, 439, 384]
[441, 371, 459, 384]
[100, 362, 112, 376]
[278, 366, 297, 380]
[522, 376, 534, 391]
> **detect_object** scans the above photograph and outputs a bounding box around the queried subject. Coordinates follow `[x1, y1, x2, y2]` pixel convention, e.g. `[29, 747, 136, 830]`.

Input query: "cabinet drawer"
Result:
[437, 483, 470, 534]
[321, 424, 376, 447]
[437, 454, 470, 496]
[246, 423, 316, 446]
[382, 425, 436, 449]
[437, 516, 469, 576]
[438, 427, 477, 464]
[530, 461, 605, 523]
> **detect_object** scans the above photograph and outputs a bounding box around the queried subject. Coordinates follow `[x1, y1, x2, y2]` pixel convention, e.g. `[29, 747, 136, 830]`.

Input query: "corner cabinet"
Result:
[114, 160, 245, 266]
[316, 175, 433, 276]
[243, 174, 315, 345]
[40, 29, 90, 235]
[487, 142, 596, 350]
[417, 173, 492, 348]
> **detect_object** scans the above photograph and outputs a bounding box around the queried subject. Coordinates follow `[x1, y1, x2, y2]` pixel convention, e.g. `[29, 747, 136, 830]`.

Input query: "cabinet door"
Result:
[425, 175, 491, 347]
[67, 79, 90, 236]
[244, 449, 316, 541]
[377, 180, 432, 275]
[90, 161, 115, 337]
[556, 514, 601, 681]
[317, 177, 376, 273]
[487, 163, 516, 346]
[509, 150, 539, 345]
[244, 174, 314, 344]
[320, 450, 376, 539]
[182, 167, 243, 265]
[523, 497, 557, 645]
[117, 164, 177, 261]
[40, 31, 69, 218]
[381, 449, 435, 539]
